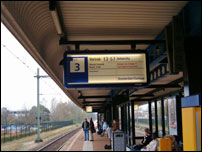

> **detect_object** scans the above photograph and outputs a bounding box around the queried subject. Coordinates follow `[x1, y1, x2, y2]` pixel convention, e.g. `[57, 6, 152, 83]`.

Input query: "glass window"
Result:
[134, 102, 149, 137]
[157, 100, 163, 137]
[168, 97, 177, 135]
[164, 99, 169, 135]
[151, 102, 156, 133]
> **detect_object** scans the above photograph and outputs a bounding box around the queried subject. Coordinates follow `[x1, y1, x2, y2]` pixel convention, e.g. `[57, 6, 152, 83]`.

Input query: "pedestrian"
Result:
[104, 119, 119, 150]
[89, 118, 95, 141]
[131, 128, 152, 151]
[111, 119, 119, 131]
[141, 132, 158, 151]
[101, 119, 107, 137]
[97, 120, 103, 135]
[97, 120, 101, 130]
[107, 119, 119, 139]
[82, 118, 89, 141]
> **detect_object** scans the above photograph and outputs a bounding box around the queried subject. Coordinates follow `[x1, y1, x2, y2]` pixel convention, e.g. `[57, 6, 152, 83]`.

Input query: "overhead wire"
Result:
[1, 43, 66, 99]
[1, 43, 36, 75]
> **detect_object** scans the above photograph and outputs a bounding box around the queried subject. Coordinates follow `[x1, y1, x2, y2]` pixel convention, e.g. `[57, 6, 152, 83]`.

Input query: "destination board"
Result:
[63, 50, 149, 88]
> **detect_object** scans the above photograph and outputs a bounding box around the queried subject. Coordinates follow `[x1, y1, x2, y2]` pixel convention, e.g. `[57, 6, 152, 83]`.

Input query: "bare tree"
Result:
[1, 107, 17, 124]
[50, 99, 92, 123]
[1, 107, 9, 125]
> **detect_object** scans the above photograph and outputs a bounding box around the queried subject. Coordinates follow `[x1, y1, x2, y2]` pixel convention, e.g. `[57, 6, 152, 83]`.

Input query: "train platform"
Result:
[60, 129, 111, 151]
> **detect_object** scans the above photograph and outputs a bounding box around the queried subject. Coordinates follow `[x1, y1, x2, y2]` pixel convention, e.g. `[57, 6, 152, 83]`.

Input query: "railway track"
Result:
[37, 127, 81, 151]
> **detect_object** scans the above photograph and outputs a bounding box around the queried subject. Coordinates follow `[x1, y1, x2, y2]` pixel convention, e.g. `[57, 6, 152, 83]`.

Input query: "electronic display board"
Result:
[63, 50, 149, 88]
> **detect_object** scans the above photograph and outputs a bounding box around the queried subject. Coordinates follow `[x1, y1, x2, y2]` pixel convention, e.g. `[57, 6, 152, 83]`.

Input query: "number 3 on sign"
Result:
[70, 58, 85, 73]
[75, 63, 80, 71]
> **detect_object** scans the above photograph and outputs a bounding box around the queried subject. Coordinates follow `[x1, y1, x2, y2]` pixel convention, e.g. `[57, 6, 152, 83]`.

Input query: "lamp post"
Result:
[34, 68, 49, 143]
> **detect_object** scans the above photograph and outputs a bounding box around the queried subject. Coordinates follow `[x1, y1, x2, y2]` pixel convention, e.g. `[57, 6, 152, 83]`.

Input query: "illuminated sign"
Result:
[63, 50, 149, 88]
[86, 106, 92, 112]
[134, 105, 139, 111]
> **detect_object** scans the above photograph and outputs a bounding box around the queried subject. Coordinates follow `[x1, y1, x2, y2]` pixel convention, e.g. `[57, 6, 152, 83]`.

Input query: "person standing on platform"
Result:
[82, 118, 90, 141]
[89, 118, 95, 141]
[101, 119, 108, 136]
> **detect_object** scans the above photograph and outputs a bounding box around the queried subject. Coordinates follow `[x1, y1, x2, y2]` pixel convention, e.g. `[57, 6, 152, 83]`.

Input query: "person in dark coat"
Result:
[82, 118, 90, 141]
[131, 128, 152, 150]
[89, 118, 95, 141]
[141, 128, 152, 147]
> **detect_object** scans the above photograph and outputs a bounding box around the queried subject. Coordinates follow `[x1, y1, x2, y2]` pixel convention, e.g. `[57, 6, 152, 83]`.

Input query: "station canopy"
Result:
[1, 1, 187, 111]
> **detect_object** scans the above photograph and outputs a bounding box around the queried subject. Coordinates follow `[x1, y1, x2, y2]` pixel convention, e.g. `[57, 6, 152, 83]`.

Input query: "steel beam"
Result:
[59, 39, 165, 46]
[131, 99, 152, 102]
[130, 94, 154, 97]
[78, 95, 110, 99]
[130, 63, 169, 97]
[83, 103, 105, 106]
[150, 63, 169, 83]
[49, 1, 56, 10]
[82, 101, 106, 104]
[147, 84, 181, 88]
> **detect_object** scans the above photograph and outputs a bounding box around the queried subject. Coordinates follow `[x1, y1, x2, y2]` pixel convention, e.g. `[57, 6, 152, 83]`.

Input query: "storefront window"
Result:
[151, 102, 156, 133]
[134, 102, 149, 137]
[168, 97, 177, 135]
[157, 100, 163, 137]
[164, 99, 169, 135]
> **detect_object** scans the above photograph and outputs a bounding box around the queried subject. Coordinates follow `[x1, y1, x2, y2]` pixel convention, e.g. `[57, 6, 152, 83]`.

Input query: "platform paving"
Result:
[60, 129, 111, 151]
[92, 132, 111, 151]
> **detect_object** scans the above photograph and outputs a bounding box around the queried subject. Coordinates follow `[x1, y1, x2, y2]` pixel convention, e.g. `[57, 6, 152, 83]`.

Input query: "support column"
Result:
[161, 97, 165, 137]
[181, 36, 201, 150]
[131, 101, 135, 145]
[171, 7, 201, 151]
[176, 95, 182, 141]
[154, 100, 158, 135]
[181, 19, 201, 152]
[183, 36, 201, 97]
[148, 102, 153, 134]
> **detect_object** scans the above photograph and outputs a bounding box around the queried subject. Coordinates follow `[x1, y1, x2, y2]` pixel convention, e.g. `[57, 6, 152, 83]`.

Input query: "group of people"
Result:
[97, 119, 119, 137]
[82, 118, 119, 142]
[82, 119, 182, 151]
[131, 128, 182, 151]
[82, 118, 96, 141]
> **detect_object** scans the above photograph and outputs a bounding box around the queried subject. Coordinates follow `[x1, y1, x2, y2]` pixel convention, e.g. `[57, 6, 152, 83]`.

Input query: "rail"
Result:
[37, 127, 81, 151]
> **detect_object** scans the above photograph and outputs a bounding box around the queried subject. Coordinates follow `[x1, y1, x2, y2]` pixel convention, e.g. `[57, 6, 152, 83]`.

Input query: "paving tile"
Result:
[93, 133, 112, 151]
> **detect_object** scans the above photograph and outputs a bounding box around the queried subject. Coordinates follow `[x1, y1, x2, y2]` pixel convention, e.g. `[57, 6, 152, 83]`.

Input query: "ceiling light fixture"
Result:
[50, 9, 62, 35]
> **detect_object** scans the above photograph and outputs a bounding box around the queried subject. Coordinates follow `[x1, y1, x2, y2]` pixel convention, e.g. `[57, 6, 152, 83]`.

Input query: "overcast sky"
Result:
[1, 22, 72, 111]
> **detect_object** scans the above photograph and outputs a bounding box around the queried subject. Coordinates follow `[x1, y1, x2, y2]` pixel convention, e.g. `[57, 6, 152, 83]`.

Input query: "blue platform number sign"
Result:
[70, 58, 85, 73]
[66, 56, 88, 85]
[64, 51, 149, 88]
